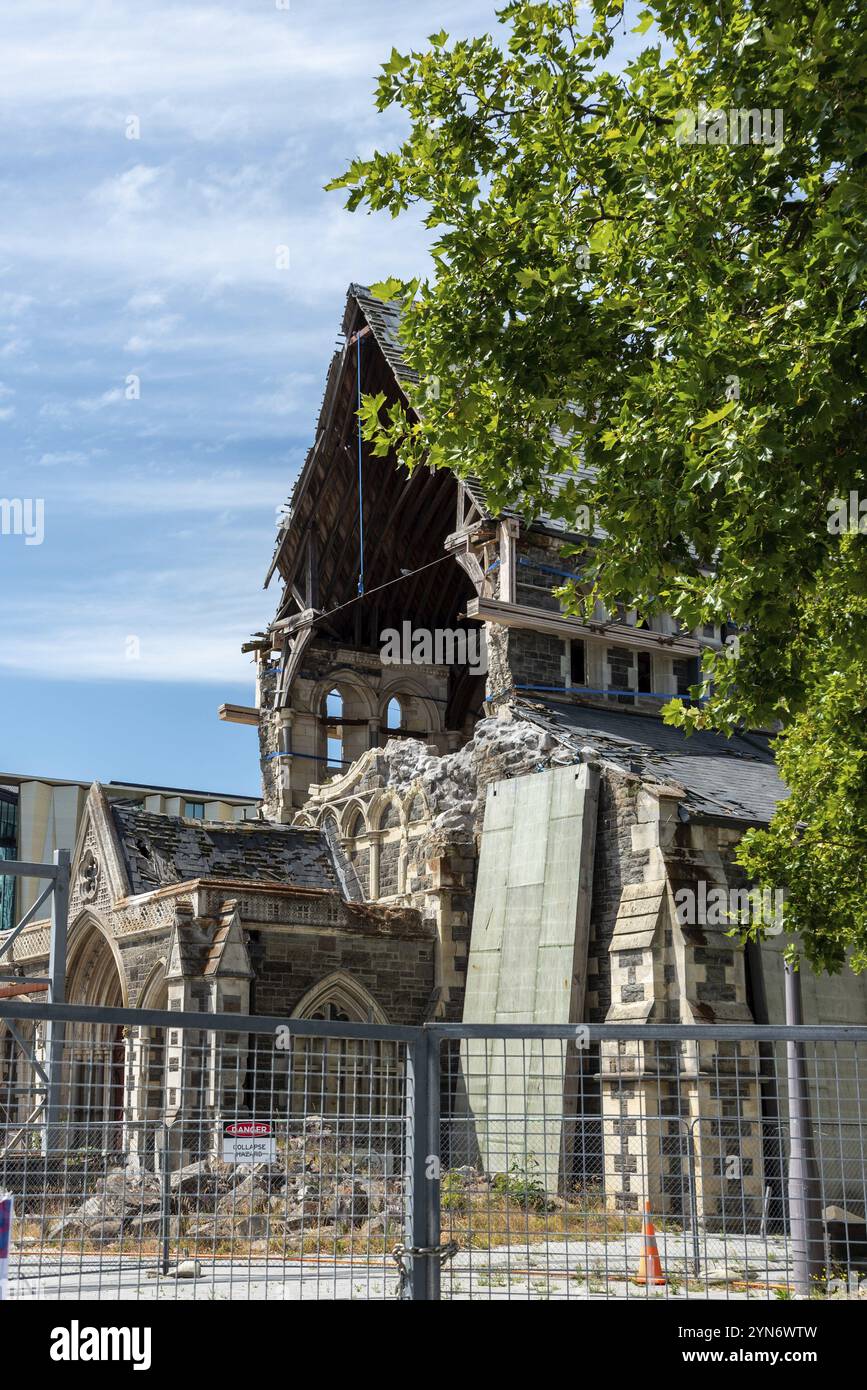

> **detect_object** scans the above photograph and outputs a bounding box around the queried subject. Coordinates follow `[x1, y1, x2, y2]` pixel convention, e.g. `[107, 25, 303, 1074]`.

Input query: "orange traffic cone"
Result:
[634, 1199, 667, 1285]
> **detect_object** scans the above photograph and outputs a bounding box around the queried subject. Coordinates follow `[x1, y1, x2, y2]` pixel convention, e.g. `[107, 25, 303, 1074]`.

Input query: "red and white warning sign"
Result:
[222, 1120, 276, 1165]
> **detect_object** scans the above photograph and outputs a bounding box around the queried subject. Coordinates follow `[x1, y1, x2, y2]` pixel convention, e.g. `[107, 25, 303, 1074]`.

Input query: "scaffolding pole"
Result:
[0, 850, 69, 1156]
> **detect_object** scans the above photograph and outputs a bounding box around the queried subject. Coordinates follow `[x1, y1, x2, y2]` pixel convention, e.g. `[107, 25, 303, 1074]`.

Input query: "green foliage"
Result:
[738, 537, 867, 973]
[328, 0, 867, 973]
[491, 1157, 557, 1212]
[65, 1145, 105, 1170]
[441, 1169, 469, 1214]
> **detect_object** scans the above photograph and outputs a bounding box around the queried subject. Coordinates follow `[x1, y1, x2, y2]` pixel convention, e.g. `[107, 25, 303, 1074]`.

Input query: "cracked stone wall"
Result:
[302, 711, 602, 1018]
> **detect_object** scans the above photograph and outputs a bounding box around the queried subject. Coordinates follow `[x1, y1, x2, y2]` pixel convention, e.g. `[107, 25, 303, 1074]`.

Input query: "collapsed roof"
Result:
[341, 284, 595, 537]
[263, 284, 476, 647]
[262, 284, 594, 638]
[111, 803, 363, 899]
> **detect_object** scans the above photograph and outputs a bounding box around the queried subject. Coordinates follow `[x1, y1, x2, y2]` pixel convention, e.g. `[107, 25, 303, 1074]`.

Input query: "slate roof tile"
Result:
[516, 698, 786, 824]
[110, 803, 360, 898]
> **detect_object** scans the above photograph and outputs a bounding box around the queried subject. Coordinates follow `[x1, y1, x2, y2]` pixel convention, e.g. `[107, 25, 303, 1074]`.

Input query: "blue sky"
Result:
[0, 0, 649, 797]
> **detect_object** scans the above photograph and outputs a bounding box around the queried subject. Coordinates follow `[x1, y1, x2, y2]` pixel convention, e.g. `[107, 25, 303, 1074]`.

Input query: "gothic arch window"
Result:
[378, 679, 444, 748]
[292, 972, 388, 1025]
[318, 808, 341, 836]
[341, 806, 370, 897]
[67, 914, 125, 1009]
[311, 1002, 351, 1023]
[138, 960, 168, 1010]
[289, 973, 397, 1120]
[372, 798, 404, 897]
[314, 674, 377, 778]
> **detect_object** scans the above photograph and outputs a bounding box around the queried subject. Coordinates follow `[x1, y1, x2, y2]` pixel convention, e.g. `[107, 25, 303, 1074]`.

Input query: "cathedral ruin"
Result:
[6, 283, 863, 1226]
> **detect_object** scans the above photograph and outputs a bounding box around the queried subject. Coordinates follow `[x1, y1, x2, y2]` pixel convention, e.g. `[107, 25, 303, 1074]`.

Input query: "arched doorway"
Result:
[65, 915, 126, 1151]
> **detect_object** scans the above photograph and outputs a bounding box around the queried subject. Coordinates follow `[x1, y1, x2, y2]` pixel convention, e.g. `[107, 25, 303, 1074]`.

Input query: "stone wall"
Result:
[249, 919, 435, 1024]
[506, 629, 567, 691]
[586, 776, 649, 1022]
[257, 637, 452, 818]
[514, 539, 583, 614]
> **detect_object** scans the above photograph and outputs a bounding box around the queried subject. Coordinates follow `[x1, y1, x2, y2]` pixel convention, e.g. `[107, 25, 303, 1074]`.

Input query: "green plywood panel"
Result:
[460, 764, 599, 1189]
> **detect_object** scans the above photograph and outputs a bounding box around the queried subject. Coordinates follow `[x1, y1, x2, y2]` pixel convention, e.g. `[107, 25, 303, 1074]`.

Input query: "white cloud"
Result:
[127, 290, 166, 311]
[254, 371, 319, 418]
[0, 292, 34, 316]
[91, 163, 164, 215]
[0, 2, 395, 109]
[123, 314, 181, 352]
[0, 552, 271, 684]
[0, 196, 431, 301]
[0, 614, 258, 684]
[53, 468, 283, 514]
[78, 387, 126, 411]
[36, 450, 91, 466]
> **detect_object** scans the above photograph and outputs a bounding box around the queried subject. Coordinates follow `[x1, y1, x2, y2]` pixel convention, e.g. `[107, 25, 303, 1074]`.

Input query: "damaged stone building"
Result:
[4, 284, 865, 1222]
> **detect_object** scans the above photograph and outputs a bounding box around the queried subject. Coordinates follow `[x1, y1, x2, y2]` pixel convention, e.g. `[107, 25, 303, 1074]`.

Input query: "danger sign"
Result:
[222, 1120, 276, 1165]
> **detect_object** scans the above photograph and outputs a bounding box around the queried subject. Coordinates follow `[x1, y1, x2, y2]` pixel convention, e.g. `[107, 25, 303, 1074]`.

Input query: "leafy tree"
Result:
[327, 0, 867, 972]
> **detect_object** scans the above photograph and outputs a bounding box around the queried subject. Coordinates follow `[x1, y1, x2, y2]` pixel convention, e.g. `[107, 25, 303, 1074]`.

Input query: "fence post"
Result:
[157, 1123, 172, 1276]
[425, 1027, 442, 1301]
[684, 1118, 701, 1276]
[43, 849, 70, 1157]
[785, 963, 824, 1295]
[404, 1028, 441, 1300]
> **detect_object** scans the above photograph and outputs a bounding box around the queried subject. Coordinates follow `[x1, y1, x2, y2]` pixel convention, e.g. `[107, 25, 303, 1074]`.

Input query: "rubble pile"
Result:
[377, 711, 579, 838]
[36, 1118, 411, 1249]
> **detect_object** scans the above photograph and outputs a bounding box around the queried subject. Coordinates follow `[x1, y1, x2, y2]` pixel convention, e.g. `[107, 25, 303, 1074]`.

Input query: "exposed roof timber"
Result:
[467, 597, 715, 656]
[261, 288, 475, 660]
[357, 464, 416, 580]
[452, 548, 486, 594]
[267, 285, 619, 606]
[314, 449, 359, 577]
[264, 288, 414, 594]
[270, 607, 320, 636]
[263, 349, 345, 590]
[218, 704, 260, 727]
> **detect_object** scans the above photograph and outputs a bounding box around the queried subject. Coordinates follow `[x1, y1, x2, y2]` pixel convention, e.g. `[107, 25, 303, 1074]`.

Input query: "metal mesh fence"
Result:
[2, 1006, 866, 1300]
[1, 1006, 413, 1300]
[437, 1030, 867, 1301]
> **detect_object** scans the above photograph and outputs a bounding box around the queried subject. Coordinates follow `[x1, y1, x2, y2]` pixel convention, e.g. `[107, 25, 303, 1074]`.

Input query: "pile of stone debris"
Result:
[41, 1118, 407, 1248]
[376, 710, 578, 838]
